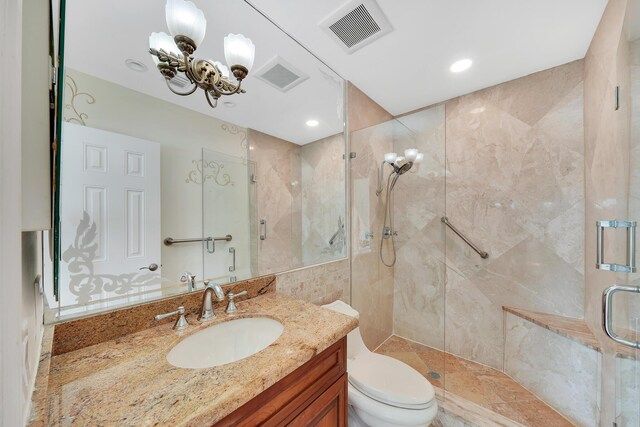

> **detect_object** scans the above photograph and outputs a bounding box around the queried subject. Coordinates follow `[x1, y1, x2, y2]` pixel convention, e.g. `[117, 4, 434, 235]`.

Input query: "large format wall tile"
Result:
[349, 85, 395, 349]
[276, 259, 350, 306]
[504, 313, 601, 427]
[300, 134, 347, 266]
[391, 106, 446, 351]
[583, 0, 631, 423]
[248, 129, 300, 275]
[617, 355, 640, 427]
[443, 60, 585, 370]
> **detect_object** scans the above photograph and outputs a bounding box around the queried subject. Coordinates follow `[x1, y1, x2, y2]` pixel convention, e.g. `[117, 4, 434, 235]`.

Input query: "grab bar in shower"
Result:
[164, 235, 232, 254]
[441, 217, 489, 259]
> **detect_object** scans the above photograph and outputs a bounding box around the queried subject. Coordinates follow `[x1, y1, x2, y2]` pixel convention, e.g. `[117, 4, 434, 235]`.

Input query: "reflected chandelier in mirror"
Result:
[149, 0, 256, 108]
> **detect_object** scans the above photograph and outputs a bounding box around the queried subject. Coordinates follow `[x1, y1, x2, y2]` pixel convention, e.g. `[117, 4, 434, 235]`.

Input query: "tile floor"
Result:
[375, 335, 575, 427]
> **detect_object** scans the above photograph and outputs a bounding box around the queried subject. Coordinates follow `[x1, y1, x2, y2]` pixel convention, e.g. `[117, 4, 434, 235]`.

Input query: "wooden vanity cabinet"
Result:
[214, 337, 348, 427]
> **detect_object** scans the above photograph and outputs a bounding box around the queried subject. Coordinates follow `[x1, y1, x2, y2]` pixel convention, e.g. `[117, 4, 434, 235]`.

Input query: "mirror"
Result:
[47, 0, 346, 320]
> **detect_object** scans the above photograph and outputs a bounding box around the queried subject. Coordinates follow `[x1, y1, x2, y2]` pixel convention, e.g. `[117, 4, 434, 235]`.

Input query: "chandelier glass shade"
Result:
[149, 0, 256, 108]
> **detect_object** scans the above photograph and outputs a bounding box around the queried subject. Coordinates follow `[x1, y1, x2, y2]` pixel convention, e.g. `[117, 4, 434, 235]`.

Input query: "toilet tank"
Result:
[322, 300, 369, 359]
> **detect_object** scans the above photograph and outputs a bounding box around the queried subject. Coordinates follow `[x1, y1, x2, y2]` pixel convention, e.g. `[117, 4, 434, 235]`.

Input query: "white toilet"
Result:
[323, 301, 438, 427]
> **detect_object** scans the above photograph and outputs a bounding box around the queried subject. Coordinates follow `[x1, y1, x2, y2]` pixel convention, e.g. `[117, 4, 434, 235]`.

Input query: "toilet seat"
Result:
[348, 352, 435, 410]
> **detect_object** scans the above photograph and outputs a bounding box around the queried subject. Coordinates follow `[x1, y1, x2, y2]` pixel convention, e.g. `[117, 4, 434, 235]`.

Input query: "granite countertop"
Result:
[31, 293, 357, 426]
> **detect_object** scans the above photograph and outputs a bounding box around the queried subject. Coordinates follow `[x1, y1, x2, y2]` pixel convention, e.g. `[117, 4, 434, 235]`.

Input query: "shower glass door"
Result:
[349, 106, 446, 390]
[615, 12, 640, 425]
[202, 148, 254, 284]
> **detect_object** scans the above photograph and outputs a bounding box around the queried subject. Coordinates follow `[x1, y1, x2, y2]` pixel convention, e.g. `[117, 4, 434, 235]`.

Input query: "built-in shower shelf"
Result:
[503, 306, 636, 359]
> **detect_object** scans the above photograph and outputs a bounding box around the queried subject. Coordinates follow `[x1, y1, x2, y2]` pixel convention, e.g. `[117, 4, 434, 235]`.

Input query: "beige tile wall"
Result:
[275, 259, 350, 306]
[504, 312, 601, 426]
[583, 0, 635, 424]
[348, 83, 395, 350]
[300, 134, 347, 266]
[248, 129, 302, 275]
[392, 107, 446, 350]
[443, 59, 586, 369]
[249, 129, 347, 275]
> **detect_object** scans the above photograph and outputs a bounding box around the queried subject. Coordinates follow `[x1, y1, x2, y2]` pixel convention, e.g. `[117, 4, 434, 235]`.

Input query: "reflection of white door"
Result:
[60, 123, 161, 313]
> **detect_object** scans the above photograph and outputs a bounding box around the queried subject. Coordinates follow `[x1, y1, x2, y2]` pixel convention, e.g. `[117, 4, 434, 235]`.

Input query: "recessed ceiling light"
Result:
[125, 59, 148, 72]
[450, 59, 472, 73]
[223, 101, 236, 108]
[306, 119, 319, 127]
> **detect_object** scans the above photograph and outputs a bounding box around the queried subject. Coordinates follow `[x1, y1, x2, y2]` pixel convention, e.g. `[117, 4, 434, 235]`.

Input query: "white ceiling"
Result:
[248, 0, 608, 116]
[64, 0, 344, 145]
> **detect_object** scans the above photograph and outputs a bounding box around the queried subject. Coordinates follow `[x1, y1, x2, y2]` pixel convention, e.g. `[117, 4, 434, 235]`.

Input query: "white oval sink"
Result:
[167, 317, 284, 369]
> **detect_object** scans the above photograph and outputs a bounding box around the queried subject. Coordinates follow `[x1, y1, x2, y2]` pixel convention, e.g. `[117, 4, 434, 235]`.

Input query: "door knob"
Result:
[140, 263, 159, 271]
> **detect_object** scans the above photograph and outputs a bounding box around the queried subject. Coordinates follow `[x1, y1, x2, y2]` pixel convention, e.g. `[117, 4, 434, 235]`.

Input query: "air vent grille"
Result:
[261, 63, 301, 89]
[168, 75, 191, 88]
[320, 0, 392, 54]
[328, 4, 381, 48]
[255, 57, 309, 92]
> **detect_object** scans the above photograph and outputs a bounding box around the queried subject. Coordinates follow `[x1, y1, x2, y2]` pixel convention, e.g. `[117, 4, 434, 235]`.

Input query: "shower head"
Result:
[393, 158, 413, 175]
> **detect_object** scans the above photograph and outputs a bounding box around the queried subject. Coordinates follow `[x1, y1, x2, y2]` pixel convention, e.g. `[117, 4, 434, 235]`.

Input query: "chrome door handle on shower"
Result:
[229, 247, 236, 272]
[603, 285, 640, 349]
[597, 220, 637, 272]
[260, 219, 266, 240]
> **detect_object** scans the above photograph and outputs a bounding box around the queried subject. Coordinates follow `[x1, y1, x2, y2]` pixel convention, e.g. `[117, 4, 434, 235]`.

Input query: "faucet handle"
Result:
[155, 306, 189, 330]
[226, 290, 248, 314]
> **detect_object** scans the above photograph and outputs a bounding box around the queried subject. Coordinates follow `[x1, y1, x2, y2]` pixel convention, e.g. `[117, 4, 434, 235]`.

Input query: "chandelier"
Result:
[149, 0, 256, 108]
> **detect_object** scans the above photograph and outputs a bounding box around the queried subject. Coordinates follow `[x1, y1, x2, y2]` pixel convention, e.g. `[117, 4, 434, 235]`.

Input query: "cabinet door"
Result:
[287, 374, 348, 427]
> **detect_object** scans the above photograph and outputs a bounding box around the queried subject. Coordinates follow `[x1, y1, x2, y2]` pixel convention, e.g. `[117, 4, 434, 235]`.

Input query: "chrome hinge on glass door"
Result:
[596, 220, 637, 273]
[603, 285, 640, 349]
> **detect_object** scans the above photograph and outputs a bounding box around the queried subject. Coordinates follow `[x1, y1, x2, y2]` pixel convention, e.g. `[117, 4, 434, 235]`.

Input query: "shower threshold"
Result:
[375, 335, 575, 427]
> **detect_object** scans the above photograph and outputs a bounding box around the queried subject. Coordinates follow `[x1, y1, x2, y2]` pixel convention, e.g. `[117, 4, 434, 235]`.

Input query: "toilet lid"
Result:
[348, 352, 435, 410]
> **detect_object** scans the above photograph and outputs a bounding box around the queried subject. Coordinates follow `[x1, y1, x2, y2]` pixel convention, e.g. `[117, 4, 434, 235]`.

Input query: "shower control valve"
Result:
[383, 227, 398, 238]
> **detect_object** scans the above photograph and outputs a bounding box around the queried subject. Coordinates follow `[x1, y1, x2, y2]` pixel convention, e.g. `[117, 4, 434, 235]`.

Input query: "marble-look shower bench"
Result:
[502, 306, 639, 427]
[503, 306, 636, 359]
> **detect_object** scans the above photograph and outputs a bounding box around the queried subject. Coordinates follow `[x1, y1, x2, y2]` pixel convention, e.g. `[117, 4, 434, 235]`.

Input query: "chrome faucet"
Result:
[199, 281, 225, 322]
[180, 272, 196, 291]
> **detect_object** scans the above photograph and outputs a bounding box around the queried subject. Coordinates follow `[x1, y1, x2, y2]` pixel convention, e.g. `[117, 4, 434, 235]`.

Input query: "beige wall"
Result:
[249, 129, 347, 274]
[349, 83, 395, 350]
[276, 259, 350, 306]
[391, 106, 446, 350]
[584, 0, 635, 425]
[301, 133, 346, 265]
[444, 59, 586, 369]
[248, 129, 302, 275]
[585, 0, 631, 347]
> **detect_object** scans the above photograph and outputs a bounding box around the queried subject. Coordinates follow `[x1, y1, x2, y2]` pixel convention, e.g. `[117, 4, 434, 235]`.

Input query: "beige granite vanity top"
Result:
[30, 293, 357, 426]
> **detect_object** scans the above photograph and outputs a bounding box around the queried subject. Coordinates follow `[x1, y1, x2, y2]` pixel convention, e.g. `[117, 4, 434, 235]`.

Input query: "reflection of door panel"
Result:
[59, 123, 161, 313]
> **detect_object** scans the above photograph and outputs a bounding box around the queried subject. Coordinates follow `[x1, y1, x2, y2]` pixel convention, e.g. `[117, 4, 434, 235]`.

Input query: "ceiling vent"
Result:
[168, 75, 191, 89]
[255, 56, 309, 92]
[320, 0, 392, 54]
